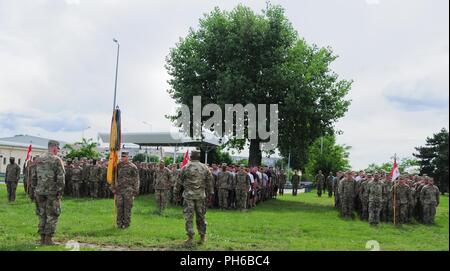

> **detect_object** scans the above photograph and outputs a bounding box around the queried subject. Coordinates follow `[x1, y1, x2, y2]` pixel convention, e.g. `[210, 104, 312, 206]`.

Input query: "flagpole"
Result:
[113, 38, 120, 110]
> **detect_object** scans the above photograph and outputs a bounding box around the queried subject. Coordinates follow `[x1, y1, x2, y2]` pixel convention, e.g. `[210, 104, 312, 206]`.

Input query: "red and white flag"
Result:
[390, 158, 400, 181]
[25, 144, 32, 161]
[181, 150, 190, 168]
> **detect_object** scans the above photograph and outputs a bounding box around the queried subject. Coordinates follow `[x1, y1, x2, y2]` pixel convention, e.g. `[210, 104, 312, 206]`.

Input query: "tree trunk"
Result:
[249, 139, 262, 167]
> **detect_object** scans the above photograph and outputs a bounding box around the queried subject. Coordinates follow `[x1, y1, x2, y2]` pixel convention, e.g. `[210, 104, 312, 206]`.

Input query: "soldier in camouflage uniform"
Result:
[170, 164, 179, 204]
[31, 140, 65, 245]
[278, 170, 286, 196]
[28, 157, 38, 201]
[315, 170, 325, 197]
[81, 159, 90, 197]
[71, 161, 83, 198]
[174, 150, 214, 245]
[217, 163, 231, 209]
[367, 173, 383, 225]
[391, 177, 411, 225]
[325, 172, 334, 198]
[112, 152, 139, 229]
[5, 157, 21, 202]
[89, 160, 100, 198]
[64, 159, 72, 196]
[291, 170, 301, 196]
[359, 174, 371, 220]
[235, 165, 251, 211]
[420, 178, 440, 224]
[381, 174, 392, 222]
[338, 172, 355, 219]
[153, 161, 172, 215]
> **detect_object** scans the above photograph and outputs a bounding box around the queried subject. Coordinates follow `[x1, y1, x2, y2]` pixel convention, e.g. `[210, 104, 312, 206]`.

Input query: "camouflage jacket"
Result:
[338, 178, 355, 201]
[235, 172, 251, 191]
[291, 175, 301, 186]
[392, 183, 411, 205]
[217, 171, 232, 190]
[71, 165, 83, 182]
[89, 165, 101, 182]
[5, 163, 21, 182]
[315, 173, 325, 187]
[32, 152, 65, 196]
[367, 181, 383, 203]
[420, 185, 440, 205]
[359, 180, 371, 202]
[175, 160, 213, 200]
[154, 167, 172, 190]
[114, 161, 140, 195]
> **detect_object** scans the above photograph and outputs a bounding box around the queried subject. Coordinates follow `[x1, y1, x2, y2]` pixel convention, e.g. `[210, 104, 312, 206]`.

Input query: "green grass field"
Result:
[0, 184, 448, 251]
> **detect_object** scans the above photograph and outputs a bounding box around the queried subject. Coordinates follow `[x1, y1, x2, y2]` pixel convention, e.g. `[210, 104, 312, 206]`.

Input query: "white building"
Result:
[0, 135, 66, 174]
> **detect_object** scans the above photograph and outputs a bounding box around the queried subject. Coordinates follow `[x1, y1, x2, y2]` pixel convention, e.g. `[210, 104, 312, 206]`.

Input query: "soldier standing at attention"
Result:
[217, 163, 231, 210]
[174, 150, 213, 245]
[32, 140, 65, 245]
[113, 152, 139, 228]
[359, 174, 371, 221]
[153, 161, 172, 215]
[367, 173, 383, 226]
[71, 161, 83, 198]
[315, 170, 325, 197]
[420, 178, 440, 224]
[338, 171, 355, 219]
[392, 176, 411, 225]
[291, 170, 300, 196]
[235, 165, 251, 212]
[326, 172, 334, 198]
[5, 157, 21, 202]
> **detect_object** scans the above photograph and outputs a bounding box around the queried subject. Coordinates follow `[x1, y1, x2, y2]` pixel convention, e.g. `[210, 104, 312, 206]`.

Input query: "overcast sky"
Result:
[0, 0, 448, 169]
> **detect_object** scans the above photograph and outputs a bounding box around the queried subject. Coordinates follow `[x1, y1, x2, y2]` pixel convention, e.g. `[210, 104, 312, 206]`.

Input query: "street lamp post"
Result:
[112, 38, 120, 110]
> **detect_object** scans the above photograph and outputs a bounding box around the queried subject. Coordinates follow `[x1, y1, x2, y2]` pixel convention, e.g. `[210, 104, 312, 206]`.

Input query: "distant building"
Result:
[0, 135, 67, 174]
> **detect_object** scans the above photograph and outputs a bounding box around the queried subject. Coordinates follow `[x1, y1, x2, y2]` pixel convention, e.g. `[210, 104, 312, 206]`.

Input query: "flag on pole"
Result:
[389, 158, 400, 182]
[107, 108, 121, 185]
[25, 144, 32, 161]
[181, 150, 190, 168]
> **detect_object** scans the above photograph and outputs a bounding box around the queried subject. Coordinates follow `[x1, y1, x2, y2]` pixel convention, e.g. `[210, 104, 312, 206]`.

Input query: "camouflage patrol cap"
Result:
[48, 140, 60, 149]
[121, 151, 129, 157]
[221, 163, 228, 167]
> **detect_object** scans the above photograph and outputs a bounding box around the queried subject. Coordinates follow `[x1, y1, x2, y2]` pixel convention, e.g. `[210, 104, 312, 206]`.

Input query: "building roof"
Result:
[98, 132, 221, 148]
[0, 135, 66, 150]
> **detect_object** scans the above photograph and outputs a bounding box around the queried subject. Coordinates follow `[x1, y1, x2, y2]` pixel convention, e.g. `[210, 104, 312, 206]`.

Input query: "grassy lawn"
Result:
[0, 184, 448, 251]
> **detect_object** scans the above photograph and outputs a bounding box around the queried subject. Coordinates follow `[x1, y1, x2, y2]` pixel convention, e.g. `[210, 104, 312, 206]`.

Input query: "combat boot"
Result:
[45, 235, 55, 245]
[184, 234, 194, 246]
[198, 234, 206, 244]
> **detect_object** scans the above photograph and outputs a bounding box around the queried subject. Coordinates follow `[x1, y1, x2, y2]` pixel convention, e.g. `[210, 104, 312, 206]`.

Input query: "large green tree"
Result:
[304, 135, 351, 180]
[64, 138, 100, 160]
[414, 128, 449, 194]
[166, 4, 351, 167]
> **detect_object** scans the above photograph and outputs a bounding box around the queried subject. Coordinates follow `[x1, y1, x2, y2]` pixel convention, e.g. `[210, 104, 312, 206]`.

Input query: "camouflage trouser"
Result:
[292, 185, 299, 196]
[361, 200, 369, 220]
[116, 193, 134, 228]
[236, 189, 247, 210]
[327, 185, 333, 197]
[341, 198, 353, 218]
[219, 189, 228, 209]
[368, 201, 381, 225]
[6, 181, 18, 202]
[90, 182, 99, 198]
[35, 194, 61, 236]
[23, 179, 28, 193]
[72, 182, 81, 198]
[317, 185, 323, 197]
[334, 191, 340, 208]
[28, 185, 35, 201]
[155, 189, 169, 213]
[183, 198, 207, 236]
[393, 203, 409, 224]
[278, 186, 284, 195]
[422, 203, 437, 224]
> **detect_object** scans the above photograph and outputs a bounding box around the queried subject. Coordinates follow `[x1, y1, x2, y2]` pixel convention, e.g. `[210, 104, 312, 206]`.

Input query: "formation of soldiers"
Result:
[330, 170, 440, 226]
